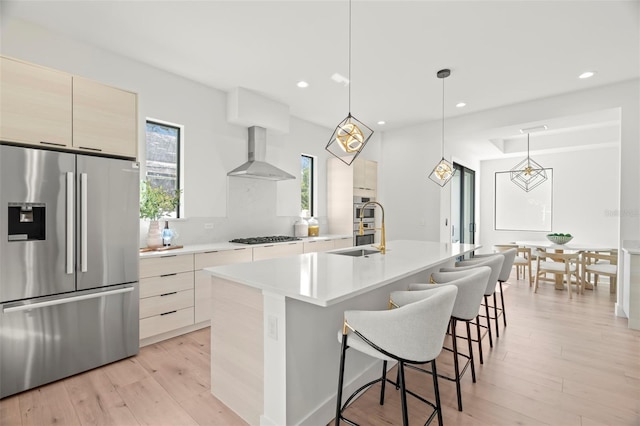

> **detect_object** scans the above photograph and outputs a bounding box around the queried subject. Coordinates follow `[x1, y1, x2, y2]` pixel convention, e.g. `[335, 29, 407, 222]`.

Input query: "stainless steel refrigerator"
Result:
[0, 144, 139, 399]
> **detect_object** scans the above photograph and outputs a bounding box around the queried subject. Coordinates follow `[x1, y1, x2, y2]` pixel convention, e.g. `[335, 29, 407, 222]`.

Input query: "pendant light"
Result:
[325, 0, 374, 166]
[429, 69, 454, 187]
[510, 133, 547, 192]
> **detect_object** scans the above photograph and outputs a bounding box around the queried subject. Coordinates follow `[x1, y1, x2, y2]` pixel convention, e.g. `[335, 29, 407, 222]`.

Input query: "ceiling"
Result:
[2, 0, 638, 157]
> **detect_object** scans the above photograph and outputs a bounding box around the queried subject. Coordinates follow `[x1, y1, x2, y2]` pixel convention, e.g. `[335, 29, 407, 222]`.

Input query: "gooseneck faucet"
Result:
[359, 201, 386, 254]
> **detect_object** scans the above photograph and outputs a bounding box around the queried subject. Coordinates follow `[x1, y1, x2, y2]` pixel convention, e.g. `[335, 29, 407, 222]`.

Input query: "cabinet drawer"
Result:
[303, 240, 335, 253]
[140, 289, 194, 319]
[195, 248, 253, 269]
[253, 242, 303, 261]
[140, 307, 194, 340]
[140, 271, 193, 298]
[333, 237, 354, 250]
[139, 254, 193, 278]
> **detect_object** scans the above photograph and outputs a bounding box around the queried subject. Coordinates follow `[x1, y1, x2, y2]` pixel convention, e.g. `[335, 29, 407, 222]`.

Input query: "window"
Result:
[301, 154, 314, 216]
[145, 119, 182, 217]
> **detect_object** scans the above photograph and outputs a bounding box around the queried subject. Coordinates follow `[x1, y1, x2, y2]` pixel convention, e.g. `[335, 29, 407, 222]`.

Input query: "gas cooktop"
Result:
[229, 236, 301, 245]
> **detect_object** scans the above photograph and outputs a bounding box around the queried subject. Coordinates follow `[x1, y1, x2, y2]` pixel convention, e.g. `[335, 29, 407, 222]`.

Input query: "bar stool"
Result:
[335, 286, 457, 426]
[407, 266, 491, 412]
[440, 254, 503, 364]
[473, 248, 517, 330]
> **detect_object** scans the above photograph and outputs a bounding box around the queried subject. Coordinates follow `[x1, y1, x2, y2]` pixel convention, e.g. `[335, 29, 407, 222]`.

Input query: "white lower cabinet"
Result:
[139, 254, 195, 340]
[194, 248, 252, 324]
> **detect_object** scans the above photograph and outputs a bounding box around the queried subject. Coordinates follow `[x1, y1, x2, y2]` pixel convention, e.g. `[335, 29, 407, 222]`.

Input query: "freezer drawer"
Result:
[0, 284, 139, 399]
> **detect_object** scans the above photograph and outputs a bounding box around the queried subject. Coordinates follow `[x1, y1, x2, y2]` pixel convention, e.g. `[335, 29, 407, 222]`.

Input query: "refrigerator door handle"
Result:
[81, 173, 88, 272]
[3, 286, 135, 313]
[66, 172, 74, 274]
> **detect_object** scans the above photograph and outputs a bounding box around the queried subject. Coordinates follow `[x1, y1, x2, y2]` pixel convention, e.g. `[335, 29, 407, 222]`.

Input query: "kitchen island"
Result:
[203, 239, 478, 426]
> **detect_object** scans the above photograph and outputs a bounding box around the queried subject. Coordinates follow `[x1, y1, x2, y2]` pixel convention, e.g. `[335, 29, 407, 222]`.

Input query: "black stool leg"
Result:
[493, 292, 500, 338]
[499, 281, 507, 327]
[484, 295, 493, 348]
[476, 314, 484, 365]
[398, 361, 409, 426]
[432, 360, 443, 426]
[379, 360, 387, 405]
[451, 318, 462, 411]
[335, 334, 348, 426]
[466, 320, 476, 383]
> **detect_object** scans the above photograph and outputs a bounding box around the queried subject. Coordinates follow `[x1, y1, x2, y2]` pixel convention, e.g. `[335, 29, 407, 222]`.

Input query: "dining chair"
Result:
[581, 250, 618, 294]
[406, 266, 491, 412]
[534, 250, 583, 299]
[492, 244, 533, 286]
[335, 286, 457, 426]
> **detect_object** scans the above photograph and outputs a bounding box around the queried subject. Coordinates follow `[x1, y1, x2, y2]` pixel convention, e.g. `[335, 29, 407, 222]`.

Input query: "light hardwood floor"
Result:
[1, 272, 639, 425]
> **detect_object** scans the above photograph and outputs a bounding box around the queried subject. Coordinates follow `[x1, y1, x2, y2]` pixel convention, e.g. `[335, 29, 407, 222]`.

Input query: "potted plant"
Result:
[140, 180, 181, 248]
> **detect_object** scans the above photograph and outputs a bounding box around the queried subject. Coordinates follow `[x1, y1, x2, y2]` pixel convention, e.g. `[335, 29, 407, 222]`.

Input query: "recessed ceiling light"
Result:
[331, 73, 350, 86]
[519, 125, 548, 134]
[297, 81, 309, 88]
[456, 102, 466, 108]
[579, 71, 595, 79]
[377, 121, 386, 125]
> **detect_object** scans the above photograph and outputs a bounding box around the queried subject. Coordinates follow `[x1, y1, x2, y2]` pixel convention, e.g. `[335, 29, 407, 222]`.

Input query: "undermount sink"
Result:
[331, 248, 380, 257]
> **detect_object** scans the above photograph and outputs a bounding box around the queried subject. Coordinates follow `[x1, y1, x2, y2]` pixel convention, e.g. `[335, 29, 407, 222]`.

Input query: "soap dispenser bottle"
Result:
[162, 221, 173, 246]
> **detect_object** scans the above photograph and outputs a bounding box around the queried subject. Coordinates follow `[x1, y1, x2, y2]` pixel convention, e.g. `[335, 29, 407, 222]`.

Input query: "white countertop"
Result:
[139, 234, 352, 258]
[203, 239, 478, 307]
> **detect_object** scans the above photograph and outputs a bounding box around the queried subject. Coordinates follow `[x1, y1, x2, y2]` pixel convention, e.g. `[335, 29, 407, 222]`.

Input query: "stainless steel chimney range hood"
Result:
[227, 126, 295, 181]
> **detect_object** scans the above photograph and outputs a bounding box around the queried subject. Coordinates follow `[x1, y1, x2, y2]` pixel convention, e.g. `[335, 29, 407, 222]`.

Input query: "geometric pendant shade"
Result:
[326, 113, 374, 166]
[509, 133, 547, 192]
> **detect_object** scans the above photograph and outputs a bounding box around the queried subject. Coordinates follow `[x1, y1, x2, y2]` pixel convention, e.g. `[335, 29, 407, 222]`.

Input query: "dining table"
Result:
[514, 240, 615, 290]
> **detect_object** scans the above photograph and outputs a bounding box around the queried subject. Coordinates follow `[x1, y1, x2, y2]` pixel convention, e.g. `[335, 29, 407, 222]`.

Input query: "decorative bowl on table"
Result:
[546, 233, 573, 245]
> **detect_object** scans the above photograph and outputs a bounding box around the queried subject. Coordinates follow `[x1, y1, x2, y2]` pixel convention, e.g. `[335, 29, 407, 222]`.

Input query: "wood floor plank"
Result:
[17, 381, 80, 426]
[135, 341, 209, 404]
[101, 356, 150, 389]
[178, 390, 249, 426]
[0, 394, 22, 426]
[115, 376, 199, 426]
[63, 368, 139, 426]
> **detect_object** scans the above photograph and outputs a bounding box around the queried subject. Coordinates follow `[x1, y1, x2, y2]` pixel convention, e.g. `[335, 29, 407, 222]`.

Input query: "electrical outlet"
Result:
[204, 223, 214, 229]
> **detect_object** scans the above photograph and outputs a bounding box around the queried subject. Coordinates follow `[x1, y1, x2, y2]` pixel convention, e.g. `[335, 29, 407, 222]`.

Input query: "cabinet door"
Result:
[194, 248, 252, 269]
[253, 242, 303, 261]
[0, 57, 72, 148]
[303, 240, 335, 253]
[364, 160, 378, 191]
[73, 76, 137, 158]
[333, 237, 354, 250]
[194, 248, 253, 324]
[353, 159, 367, 190]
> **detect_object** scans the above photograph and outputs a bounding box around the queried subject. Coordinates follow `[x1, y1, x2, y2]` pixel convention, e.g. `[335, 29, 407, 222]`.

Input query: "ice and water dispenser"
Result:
[7, 202, 46, 241]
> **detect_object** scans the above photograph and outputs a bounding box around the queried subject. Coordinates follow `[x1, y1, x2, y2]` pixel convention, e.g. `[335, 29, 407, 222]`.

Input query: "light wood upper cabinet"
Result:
[73, 76, 137, 158]
[353, 159, 377, 197]
[0, 57, 72, 148]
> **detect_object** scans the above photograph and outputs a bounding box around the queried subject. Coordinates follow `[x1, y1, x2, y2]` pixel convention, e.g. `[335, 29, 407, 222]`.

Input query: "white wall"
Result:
[479, 146, 620, 249]
[0, 18, 382, 245]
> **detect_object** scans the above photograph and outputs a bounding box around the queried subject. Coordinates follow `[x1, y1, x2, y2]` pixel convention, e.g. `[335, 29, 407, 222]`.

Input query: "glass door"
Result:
[451, 163, 475, 244]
